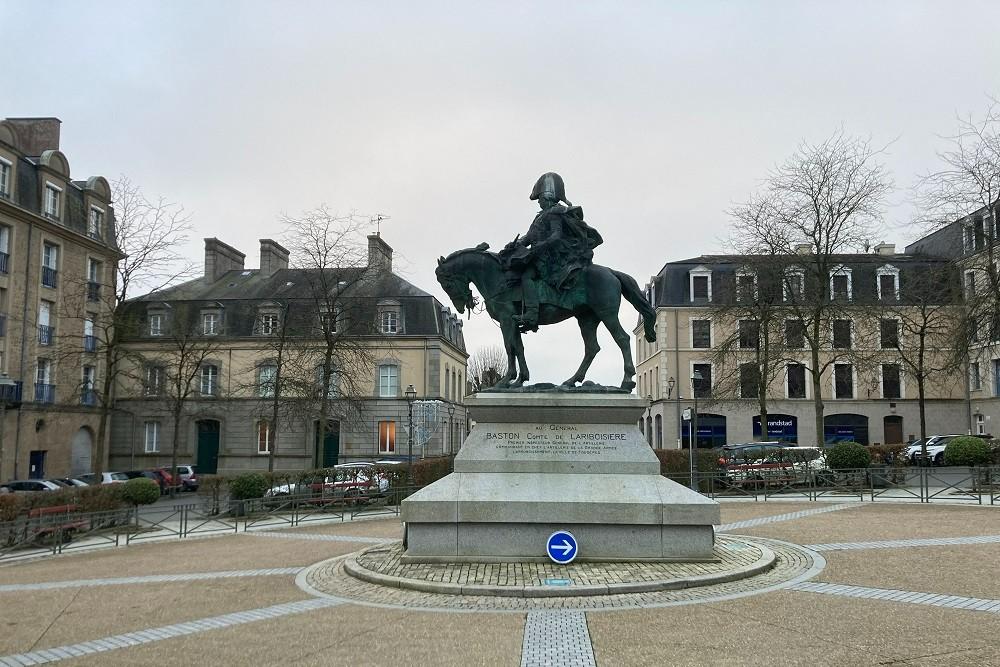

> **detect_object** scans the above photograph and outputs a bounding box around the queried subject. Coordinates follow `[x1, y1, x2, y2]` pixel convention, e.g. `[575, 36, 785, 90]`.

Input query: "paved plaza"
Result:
[1, 501, 1000, 666]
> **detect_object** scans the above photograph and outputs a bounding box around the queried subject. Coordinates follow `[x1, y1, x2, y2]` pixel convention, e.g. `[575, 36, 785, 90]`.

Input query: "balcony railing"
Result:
[38, 325, 54, 346]
[80, 389, 97, 406]
[0, 381, 23, 406]
[87, 282, 101, 302]
[0, 251, 8, 274]
[0, 313, 6, 338]
[84, 335, 97, 353]
[34, 383, 55, 403]
[41, 266, 58, 288]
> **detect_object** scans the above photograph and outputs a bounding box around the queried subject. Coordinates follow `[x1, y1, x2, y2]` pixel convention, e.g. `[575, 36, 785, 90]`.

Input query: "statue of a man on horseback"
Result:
[499, 172, 603, 333]
[436, 171, 656, 391]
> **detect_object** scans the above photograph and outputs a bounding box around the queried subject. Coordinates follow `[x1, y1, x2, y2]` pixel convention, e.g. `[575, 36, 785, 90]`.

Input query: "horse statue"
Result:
[436, 243, 657, 391]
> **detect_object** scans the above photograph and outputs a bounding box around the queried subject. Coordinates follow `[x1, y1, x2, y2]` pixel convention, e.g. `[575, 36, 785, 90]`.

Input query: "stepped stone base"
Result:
[401, 393, 720, 563]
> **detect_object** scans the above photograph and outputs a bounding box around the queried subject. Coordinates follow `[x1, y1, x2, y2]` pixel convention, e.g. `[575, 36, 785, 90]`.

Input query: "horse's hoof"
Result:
[561, 379, 578, 387]
[621, 380, 636, 391]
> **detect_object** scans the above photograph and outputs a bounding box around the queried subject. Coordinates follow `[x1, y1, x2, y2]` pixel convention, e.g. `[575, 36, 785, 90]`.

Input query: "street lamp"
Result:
[666, 376, 675, 399]
[404, 384, 417, 484]
[690, 369, 703, 491]
[447, 402, 456, 455]
[0, 373, 15, 481]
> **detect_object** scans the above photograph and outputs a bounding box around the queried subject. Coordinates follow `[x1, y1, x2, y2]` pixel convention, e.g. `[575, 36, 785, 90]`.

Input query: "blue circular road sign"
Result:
[546, 530, 578, 564]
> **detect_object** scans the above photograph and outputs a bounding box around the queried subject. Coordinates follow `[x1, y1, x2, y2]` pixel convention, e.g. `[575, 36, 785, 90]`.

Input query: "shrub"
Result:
[411, 456, 454, 486]
[227, 472, 270, 500]
[653, 449, 720, 475]
[867, 444, 908, 466]
[75, 484, 126, 513]
[0, 494, 23, 522]
[122, 478, 160, 506]
[943, 436, 992, 467]
[826, 441, 871, 470]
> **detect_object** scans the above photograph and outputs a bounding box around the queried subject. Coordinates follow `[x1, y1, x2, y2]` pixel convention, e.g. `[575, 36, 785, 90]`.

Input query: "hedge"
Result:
[411, 456, 455, 486]
[826, 441, 872, 470]
[653, 449, 721, 475]
[227, 473, 270, 500]
[123, 478, 161, 506]
[943, 436, 992, 467]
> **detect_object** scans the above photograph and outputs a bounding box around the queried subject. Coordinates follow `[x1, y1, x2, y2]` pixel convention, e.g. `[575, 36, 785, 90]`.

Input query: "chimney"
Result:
[874, 242, 896, 256]
[367, 233, 393, 274]
[794, 243, 813, 255]
[259, 239, 289, 276]
[4, 117, 61, 155]
[204, 238, 245, 281]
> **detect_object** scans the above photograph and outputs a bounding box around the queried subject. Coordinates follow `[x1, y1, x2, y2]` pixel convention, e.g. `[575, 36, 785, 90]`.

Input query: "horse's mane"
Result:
[438, 243, 502, 267]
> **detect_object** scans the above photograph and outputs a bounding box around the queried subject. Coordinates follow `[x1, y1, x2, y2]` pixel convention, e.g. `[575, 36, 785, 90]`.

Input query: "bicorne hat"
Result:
[529, 172, 572, 206]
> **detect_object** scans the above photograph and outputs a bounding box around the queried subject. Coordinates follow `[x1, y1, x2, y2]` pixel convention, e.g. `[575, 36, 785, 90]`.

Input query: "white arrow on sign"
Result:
[552, 539, 574, 556]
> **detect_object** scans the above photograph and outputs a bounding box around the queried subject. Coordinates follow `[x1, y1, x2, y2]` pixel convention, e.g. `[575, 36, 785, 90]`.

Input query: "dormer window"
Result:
[735, 270, 756, 302]
[260, 313, 279, 335]
[43, 183, 61, 220]
[319, 306, 340, 334]
[378, 300, 400, 334]
[149, 313, 163, 336]
[830, 266, 852, 301]
[202, 312, 219, 335]
[876, 265, 900, 302]
[689, 267, 712, 303]
[0, 157, 11, 199]
[88, 207, 104, 239]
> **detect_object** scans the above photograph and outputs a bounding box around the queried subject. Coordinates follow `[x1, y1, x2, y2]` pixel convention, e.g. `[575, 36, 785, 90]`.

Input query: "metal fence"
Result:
[0, 485, 421, 563]
[664, 466, 1000, 504]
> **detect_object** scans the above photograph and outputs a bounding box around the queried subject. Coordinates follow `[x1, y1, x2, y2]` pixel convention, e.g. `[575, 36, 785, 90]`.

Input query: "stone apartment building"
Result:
[0, 117, 119, 481]
[635, 245, 968, 449]
[109, 234, 468, 475]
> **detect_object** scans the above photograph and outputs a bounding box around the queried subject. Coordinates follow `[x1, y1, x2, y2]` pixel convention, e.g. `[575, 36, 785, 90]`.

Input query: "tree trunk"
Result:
[94, 347, 115, 476]
[268, 347, 282, 473]
[811, 345, 824, 447]
[169, 409, 182, 498]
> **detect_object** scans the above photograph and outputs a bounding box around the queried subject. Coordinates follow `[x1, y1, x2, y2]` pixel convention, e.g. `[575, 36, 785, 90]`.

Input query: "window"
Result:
[35, 358, 53, 403]
[202, 312, 219, 335]
[880, 319, 899, 349]
[882, 364, 901, 399]
[378, 364, 399, 397]
[38, 300, 54, 346]
[87, 259, 101, 301]
[149, 313, 163, 336]
[0, 158, 10, 198]
[877, 266, 899, 302]
[41, 243, 58, 288]
[784, 270, 804, 301]
[736, 272, 756, 302]
[380, 310, 398, 334]
[785, 320, 805, 349]
[260, 313, 279, 335]
[994, 360, 1000, 396]
[258, 364, 277, 397]
[976, 413, 986, 436]
[378, 420, 396, 453]
[690, 269, 712, 302]
[738, 320, 759, 349]
[692, 363, 712, 399]
[691, 320, 711, 348]
[84, 314, 96, 352]
[965, 272, 977, 298]
[144, 421, 160, 453]
[320, 307, 340, 333]
[834, 364, 854, 399]
[316, 365, 338, 398]
[0, 225, 8, 274]
[88, 208, 103, 239]
[144, 365, 164, 396]
[739, 363, 760, 398]
[82, 365, 96, 405]
[787, 363, 806, 399]
[200, 364, 219, 396]
[832, 320, 852, 349]
[975, 217, 986, 249]
[831, 272, 851, 301]
[965, 224, 975, 253]
[43, 183, 61, 219]
[971, 362, 982, 391]
[256, 421, 272, 454]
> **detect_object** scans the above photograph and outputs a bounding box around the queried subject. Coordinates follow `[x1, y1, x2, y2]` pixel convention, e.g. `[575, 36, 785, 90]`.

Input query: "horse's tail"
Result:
[612, 269, 656, 342]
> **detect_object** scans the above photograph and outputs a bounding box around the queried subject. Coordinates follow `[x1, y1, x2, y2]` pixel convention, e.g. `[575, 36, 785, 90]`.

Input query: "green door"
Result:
[196, 420, 220, 474]
[316, 420, 340, 467]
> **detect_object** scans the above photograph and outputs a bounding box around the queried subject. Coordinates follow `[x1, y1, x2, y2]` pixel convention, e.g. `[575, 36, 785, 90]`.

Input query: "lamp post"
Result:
[0, 373, 15, 481]
[447, 402, 456, 455]
[690, 370, 703, 491]
[404, 384, 417, 484]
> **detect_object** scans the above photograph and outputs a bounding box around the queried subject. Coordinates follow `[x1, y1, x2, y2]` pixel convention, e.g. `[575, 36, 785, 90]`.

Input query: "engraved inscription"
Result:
[482, 423, 628, 457]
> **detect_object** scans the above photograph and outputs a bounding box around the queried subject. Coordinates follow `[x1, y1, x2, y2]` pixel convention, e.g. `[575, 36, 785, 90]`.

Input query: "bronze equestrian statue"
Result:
[436, 172, 657, 391]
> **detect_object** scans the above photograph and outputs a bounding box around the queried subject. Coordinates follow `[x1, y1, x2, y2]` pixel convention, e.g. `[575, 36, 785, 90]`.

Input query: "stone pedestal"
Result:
[401, 392, 720, 563]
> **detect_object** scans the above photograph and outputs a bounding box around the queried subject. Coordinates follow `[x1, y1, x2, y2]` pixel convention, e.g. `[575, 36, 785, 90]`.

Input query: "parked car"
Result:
[906, 435, 961, 465]
[51, 477, 89, 487]
[77, 472, 129, 485]
[718, 443, 798, 487]
[264, 463, 385, 499]
[0, 479, 64, 493]
[172, 465, 198, 491]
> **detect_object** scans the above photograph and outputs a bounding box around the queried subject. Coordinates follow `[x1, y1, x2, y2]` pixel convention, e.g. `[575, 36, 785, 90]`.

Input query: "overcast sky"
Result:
[5, 1, 1000, 387]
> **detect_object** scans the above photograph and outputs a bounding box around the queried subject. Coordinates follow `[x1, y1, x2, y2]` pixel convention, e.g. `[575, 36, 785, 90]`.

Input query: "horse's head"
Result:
[435, 244, 492, 314]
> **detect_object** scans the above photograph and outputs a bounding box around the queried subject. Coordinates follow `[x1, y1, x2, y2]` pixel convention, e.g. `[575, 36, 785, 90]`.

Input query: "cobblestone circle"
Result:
[299, 535, 823, 612]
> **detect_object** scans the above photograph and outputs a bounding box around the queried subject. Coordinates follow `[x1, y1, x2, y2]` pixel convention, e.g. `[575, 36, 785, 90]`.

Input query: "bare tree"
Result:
[59, 176, 192, 475]
[732, 132, 893, 446]
[468, 345, 506, 392]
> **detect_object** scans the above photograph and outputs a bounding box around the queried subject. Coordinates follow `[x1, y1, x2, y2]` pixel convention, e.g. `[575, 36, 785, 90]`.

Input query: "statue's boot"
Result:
[515, 280, 540, 332]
